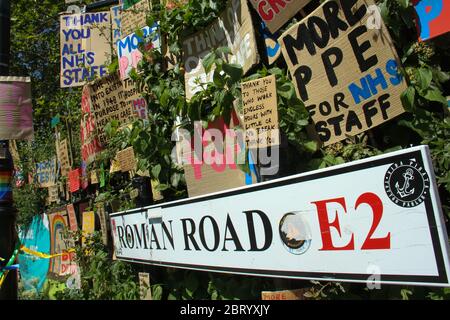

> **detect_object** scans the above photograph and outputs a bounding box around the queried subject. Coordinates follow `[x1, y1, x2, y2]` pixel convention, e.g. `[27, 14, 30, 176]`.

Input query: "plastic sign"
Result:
[414, 0, 450, 41]
[110, 146, 450, 287]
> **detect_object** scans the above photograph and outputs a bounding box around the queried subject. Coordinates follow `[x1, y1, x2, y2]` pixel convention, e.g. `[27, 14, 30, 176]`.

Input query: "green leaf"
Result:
[151, 164, 162, 179]
[415, 68, 433, 91]
[202, 52, 216, 74]
[401, 86, 415, 111]
[222, 63, 243, 83]
[424, 88, 447, 105]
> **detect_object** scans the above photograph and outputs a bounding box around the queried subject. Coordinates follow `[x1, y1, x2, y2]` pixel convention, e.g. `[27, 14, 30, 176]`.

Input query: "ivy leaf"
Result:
[415, 68, 433, 91]
[202, 52, 216, 74]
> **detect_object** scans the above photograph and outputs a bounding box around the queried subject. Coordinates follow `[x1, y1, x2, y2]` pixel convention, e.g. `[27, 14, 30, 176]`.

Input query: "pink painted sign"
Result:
[0, 77, 34, 140]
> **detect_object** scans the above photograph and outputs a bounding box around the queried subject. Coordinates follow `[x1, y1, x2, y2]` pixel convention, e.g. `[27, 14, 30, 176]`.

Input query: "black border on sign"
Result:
[113, 149, 449, 285]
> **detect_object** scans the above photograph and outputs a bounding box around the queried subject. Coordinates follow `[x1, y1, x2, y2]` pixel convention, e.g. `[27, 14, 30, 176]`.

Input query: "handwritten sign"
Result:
[182, 0, 259, 100]
[261, 289, 307, 300]
[117, 23, 160, 80]
[81, 85, 103, 165]
[121, 0, 150, 37]
[0, 77, 34, 140]
[87, 73, 137, 146]
[414, 0, 450, 41]
[110, 5, 122, 50]
[48, 212, 69, 275]
[60, 12, 111, 87]
[82, 211, 95, 246]
[35, 159, 57, 188]
[122, 78, 148, 120]
[242, 75, 279, 148]
[67, 203, 78, 231]
[48, 185, 59, 203]
[56, 139, 71, 177]
[280, 0, 407, 146]
[139, 272, 152, 300]
[96, 203, 108, 245]
[117, 147, 137, 172]
[68, 168, 80, 193]
[249, 0, 310, 34]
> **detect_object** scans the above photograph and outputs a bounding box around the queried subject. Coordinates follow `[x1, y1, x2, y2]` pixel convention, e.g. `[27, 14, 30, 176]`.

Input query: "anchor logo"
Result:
[395, 168, 415, 198]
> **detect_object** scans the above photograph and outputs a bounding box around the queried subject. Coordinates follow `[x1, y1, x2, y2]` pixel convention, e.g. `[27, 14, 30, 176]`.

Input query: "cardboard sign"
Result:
[67, 203, 78, 231]
[180, 113, 257, 197]
[82, 211, 95, 245]
[60, 12, 111, 88]
[249, 0, 311, 33]
[182, 0, 259, 100]
[279, 0, 408, 146]
[48, 185, 59, 203]
[121, 0, 150, 37]
[48, 212, 69, 275]
[90, 170, 99, 184]
[242, 75, 279, 148]
[0, 77, 34, 140]
[56, 139, 71, 177]
[414, 0, 450, 41]
[261, 289, 307, 300]
[110, 146, 450, 287]
[117, 23, 160, 80]
[117, 147, 137, 172]
[68, 168, 80, 193]
[122, 78, 148, 120]
[96, 203, 108, 245]
[259, 22, 281, 65]
[110, 5, 122, 50]
[34, 159, 57, 188]
[87, 73, 137, 146]
[138, 272, 152, 300]
[81, 85, 103, 165]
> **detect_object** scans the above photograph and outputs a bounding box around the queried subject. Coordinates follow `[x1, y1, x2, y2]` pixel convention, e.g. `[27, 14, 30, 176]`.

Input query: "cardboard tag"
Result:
[90, 170, 99, 184]
[138, 272, 152, 300]
[117, 147, 136, 172]
[242, 75, 280, 148]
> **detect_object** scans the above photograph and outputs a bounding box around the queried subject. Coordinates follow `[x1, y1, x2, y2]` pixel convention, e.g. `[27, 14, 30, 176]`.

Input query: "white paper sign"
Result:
[110, 146, 450, 287]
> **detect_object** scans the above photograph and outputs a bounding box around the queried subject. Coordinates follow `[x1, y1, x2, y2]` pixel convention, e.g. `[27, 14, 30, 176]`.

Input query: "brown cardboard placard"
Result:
[67, 203, 78, 231]
[138, 272, 153, 300]
[87, 73, 137, 146]
[241, 75, 280, 148]
[60, 12, 111, 88]
[56, 138, 71, 177]
[35, 158, 57, 188]
[182, 0, 259, 100]
[122, 77, 148, 120]
[96, 203, 108, 245]
[261, 289, 307, 300]
[249, 0, 311, 34]
[279, 0, 407, 146]
[121, 0, 151, 38]
[81, 85, 103, 165]
[48, 185, 59, 203]
[117, 146, 137, 172]
[90, 170, 99, 184]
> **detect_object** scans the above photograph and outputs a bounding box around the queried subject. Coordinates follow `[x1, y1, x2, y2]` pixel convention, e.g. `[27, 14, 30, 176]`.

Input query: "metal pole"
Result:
[0, 0, 17, 300]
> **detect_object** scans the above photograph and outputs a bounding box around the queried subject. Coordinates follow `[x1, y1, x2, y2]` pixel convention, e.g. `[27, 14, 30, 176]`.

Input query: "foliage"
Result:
[55, 231, 140, 300]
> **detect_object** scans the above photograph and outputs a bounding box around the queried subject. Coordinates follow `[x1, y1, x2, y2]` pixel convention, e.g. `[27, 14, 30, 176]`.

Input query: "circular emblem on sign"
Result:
[279, 212, 312, 255]
[384, 160, 430, 208]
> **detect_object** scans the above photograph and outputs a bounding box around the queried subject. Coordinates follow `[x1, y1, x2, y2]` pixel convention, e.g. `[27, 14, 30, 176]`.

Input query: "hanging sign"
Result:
[279, 0, 407, 146]
[138, 272, 152, 300]
[117, 23, 160, 80]
[81, 85, 103, 164]
[182, 0, 259, 100]
[249, 0, 311, 34]
[121, 0, 151, 37]
[117, 147, 137, 172]
[67, 203, 78, 231]
[82, 211, 95, 246]
[86, 73, 137, 146]
[0, 77, 34, 140]
[242, 75, 280, 148]
[68, 168, 80, 193]
[111, 5, 123, 50]
[60, 11, 111, 87]
[56, 138, 71, 177]
[34, 159, 57, 188]
[97, 203, 109, 245]
[110, 146, 450, 287]
[414, 0, 450, 41]
[122, 78, 148, 120]
[48, 212, 69, 275]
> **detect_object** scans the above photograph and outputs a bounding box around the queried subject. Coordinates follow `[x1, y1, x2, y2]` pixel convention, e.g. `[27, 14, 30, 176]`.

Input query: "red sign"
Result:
[68, 169, 80, 193]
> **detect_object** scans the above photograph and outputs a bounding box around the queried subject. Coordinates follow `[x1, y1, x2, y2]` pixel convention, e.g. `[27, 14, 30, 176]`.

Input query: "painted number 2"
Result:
[312, 192, 391, 251]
